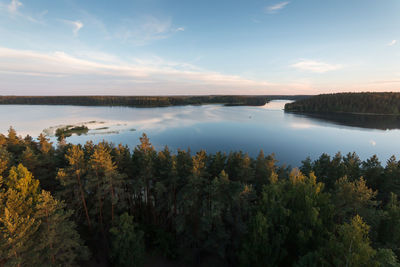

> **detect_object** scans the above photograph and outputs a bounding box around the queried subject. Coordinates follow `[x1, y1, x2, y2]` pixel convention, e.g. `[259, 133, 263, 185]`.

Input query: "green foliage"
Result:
[327, 215, 376, 266]
[1, 130, 400, 266]
[56, 145, 92, 229]
[0, 164, 87, 266]
[378, 193, 400, 258]
[110, 212, 144, 267]
[333, 176, 378, 223]
[0, 95, 269, 107]
[55, 125, 89, 141]
[375, 249, 400, 267]
[285, 92, 400, 115]
[240, 170, 333, 266]
[34, 190, 89, 266]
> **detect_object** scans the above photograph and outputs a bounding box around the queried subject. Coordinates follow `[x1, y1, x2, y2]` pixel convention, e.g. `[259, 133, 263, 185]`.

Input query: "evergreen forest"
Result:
[285, 92, 400, 115]
[0, 95, 310, 108]
[2, 128, 400, 266]
[0, 96, 270, 107]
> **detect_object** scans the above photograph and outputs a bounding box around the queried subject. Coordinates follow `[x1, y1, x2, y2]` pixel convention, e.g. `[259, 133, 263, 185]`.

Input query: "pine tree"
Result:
[110, 212, 144, 267]
[56, 145, 92, 229]
[37, 133, 53, 155]
[333, 176, 377, 224]
[0, 148, 12, 176]
[87, 142, 125, 232]
[132, 134, 157, 224]
[6, 127, 25, 157]
[327, 215, 377, 266]
[0, 165, 40, 266]
[0, 164, 88, 266]
[254, 151, 277, 194]
[34, 190, 89, 266]
[20, 146, 39, 173]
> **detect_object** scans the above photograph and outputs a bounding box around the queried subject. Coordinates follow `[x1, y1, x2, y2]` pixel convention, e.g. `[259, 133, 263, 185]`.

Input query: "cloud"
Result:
[73, 21, 83, 35]
[1, 0, 45, 23]
[0, 46, 280, 95]
[65, 20, 83, 36]
[115, 16, 184, 45]
[62, 20, 83, 36]
[175, 27, 185, 32]
[265, 1, 290, 13]
[291, 59, 342, 73]
[388, 40, 397, 46]
[7, 0, 22, 13]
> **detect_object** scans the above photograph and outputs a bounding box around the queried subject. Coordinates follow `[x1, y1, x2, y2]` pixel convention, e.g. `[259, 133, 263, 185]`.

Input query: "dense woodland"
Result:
[2, 129, 400, 266]
[285, 92, 400, 115]
[0, 95, 310, 108]
[0, 96, 271, 107]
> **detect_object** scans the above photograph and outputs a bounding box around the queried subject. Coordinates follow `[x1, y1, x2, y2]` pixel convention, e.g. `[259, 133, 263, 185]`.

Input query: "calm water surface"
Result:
[0, 100, 399, 167]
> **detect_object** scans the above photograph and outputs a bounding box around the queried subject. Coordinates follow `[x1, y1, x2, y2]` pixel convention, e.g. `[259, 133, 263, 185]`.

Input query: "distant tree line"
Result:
[0, 95, 312, 108]
[0, 96, 271, 107]
[2, 128, 400, 266]
[285, 92, 400, 115]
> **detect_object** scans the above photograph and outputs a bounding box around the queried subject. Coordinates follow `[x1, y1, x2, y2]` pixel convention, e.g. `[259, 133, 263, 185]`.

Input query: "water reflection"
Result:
[0, 101, 400, 167]
[286, 111, 400, 131]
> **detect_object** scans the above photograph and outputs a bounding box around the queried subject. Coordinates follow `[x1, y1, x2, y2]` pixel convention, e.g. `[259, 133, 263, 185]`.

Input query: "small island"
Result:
[55, 125, 89, 140]
[285, 92, 400, 115]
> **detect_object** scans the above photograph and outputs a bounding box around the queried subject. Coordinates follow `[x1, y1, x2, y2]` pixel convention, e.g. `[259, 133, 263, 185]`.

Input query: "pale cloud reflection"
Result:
[127, 105, 229, 133]
[0, 104, 235, 138]
[260, 100, 292, 110]
[289, 122, 314, 129]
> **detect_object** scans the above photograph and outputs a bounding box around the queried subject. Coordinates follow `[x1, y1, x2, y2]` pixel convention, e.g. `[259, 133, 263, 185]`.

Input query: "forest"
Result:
[0, 95, 310, 108]
[2, 128, 400, 266]
[0, 96, 271, 107]
[285, 92, 400, 115]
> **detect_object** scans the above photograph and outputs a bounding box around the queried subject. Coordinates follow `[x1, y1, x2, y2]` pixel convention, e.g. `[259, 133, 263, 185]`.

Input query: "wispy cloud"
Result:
[1, 0, 46, 23]
[7, 0, 22, 13]
[388, 40, 397, 46]
[265, 1, 290, 14]
[175, 27, 185, 32]
[62, 20, 84, 36]
[0, 46, 276, 95]
[291, 59, 342, 73]
[115, 16, 184, 45]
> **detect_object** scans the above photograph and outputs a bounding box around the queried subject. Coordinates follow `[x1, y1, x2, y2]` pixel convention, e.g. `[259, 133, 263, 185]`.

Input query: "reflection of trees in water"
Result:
[286, 111, 400, 130]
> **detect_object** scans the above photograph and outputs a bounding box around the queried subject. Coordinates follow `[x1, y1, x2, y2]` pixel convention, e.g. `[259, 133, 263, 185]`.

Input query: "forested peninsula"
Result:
[2, 129, 400, 266]
[285, 92, 400, 115]
[0, 95, 307, 108]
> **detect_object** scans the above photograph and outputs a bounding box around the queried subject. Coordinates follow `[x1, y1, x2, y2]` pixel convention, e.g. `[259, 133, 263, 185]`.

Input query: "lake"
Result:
[1, 100, 399, 167]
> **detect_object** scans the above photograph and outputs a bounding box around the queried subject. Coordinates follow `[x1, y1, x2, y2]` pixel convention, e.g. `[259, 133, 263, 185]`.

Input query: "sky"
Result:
[0, 0, 399, 95]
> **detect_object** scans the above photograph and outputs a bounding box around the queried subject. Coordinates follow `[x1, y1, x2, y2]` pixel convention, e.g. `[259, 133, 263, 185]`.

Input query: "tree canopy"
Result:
[1, 128, 400, 266]
[285, 92, 400, 115]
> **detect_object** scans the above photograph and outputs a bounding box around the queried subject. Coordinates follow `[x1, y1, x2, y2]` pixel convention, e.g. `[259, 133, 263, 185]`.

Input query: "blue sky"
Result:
[0, 0, 399, 95]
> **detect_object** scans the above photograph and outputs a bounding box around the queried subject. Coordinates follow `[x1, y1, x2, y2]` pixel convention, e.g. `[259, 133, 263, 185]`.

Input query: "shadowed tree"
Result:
[87, 142, 125, 234]
[362, 155, 384, 194]
[131, 133, 157, 224]
[56, 145, 92, 230]
[110, 212, 144, 267]
[326, 215, 377, 266]
[34, 190, 89, 266]
[333, 176, 378, 224]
